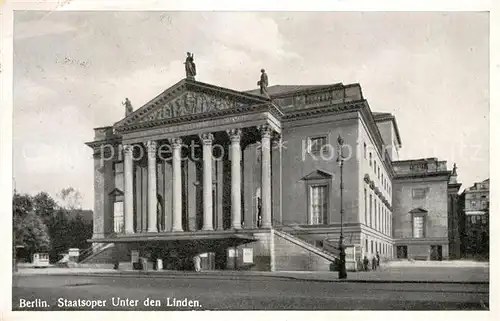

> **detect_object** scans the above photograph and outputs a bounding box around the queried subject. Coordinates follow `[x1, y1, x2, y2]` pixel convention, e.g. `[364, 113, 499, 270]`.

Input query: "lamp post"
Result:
[337, 135, 347, 279]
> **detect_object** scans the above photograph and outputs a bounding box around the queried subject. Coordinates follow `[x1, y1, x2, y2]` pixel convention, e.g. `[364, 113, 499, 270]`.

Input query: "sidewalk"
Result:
[14, 264, 489, 284]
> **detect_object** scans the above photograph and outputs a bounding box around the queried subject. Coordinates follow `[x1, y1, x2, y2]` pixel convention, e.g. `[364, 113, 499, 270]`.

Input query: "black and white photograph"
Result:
[1, 0, 495, 316]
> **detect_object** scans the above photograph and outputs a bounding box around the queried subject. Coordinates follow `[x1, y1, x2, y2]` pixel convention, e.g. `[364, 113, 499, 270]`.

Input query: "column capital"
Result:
[227, 128, 242, 143]
[123, 144, 134, 155]
[168, 137, 183, 148]
[271, 133, 283, 149]
[146, 140, 157, 154]
[258, 124, 273, 138]
[199, 132, 214, 145]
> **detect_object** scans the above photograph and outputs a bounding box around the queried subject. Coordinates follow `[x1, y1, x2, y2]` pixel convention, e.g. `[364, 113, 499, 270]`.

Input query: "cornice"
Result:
[282, 100, 365, 121]
[85, 136, 122, 150]
[393, 170, 451, 181]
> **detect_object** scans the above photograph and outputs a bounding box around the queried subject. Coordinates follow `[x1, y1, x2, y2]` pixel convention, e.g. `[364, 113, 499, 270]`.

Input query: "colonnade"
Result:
[121, 125, 275, 233]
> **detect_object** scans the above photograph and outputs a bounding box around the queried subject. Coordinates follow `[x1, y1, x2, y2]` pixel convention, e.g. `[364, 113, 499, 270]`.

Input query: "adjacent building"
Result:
[462, 178, 489, 259]
[391, 159, 460, 260]
[84, 74, 461, 271]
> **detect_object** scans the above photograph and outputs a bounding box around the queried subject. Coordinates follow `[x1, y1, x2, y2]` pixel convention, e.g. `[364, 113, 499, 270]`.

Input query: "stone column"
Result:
[259, 125, 272, 228]
[123, 144, 134, 234]
[200, 133, 214, 231]
[271, 133, 283, 226]
[227, 129, 242, 229]
[170, 138, 183, 232]
[146, 141, 158, 233]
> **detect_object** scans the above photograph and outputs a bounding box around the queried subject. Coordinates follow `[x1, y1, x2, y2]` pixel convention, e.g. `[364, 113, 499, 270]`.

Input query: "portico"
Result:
[86, 79, 285, 268]
[117, 124, 279, 236]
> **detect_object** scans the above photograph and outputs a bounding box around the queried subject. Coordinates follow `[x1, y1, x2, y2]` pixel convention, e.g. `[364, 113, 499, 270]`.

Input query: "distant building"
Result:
[391, 158, 461, 260]
[462, 178, 489, 259]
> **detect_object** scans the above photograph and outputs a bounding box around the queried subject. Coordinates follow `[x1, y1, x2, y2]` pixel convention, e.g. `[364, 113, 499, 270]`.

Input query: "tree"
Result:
[47, 209, 71, 262]
[13, 193, 51, 261]
[33, 192, 59, 223]
[13, 193, 33, 218]
[13, 212, 51, 260]
[57, 187, 82, 210]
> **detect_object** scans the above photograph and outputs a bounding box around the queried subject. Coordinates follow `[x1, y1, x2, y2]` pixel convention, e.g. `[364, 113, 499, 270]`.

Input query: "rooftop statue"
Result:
[122, 98, 133, 116]
[452, 163, 457, 176]
[184, 52, 196, 80]
[257, 69, 269, 98]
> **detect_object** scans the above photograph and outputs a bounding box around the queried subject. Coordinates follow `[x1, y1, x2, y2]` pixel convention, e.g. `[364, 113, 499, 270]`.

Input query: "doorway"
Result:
[396, 245, 408, 259]
[430, 245, 443, 261]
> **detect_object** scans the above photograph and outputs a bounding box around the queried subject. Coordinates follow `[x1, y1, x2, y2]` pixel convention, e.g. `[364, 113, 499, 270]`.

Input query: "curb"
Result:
[13, 271, 489, 285]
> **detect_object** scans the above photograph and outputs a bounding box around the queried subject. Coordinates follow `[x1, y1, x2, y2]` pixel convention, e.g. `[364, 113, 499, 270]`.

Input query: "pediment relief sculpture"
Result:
[136, 91, 247, 124]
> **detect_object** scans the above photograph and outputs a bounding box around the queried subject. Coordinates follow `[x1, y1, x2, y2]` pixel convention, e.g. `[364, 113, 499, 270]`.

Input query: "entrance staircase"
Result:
[78, 233, 117, 265]
[271, 220, 339, 271]
[273, 229, 338, 263]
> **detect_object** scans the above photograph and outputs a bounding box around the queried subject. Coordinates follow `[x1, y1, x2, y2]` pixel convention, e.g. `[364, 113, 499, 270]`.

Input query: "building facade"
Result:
[85, 76, 460, 271]
[391, 159, 460, 260]
[462, 178, 489, 259]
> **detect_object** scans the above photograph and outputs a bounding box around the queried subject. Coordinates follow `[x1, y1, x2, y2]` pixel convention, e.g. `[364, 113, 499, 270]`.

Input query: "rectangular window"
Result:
[364, 188, 367, 224]
[369, 153, 373, 167]
[363, 143, 367, 159]
[308, 136, 328, 155]
[412, 188, 428, 199]
[113, 201, 124, 233]
[369, 194, 373, 227]
[382, 210, 385, 234]
[114, 162, 124, 192]
[371, 240, 374, 253]
[413, 216, 425, 238]
[309, 185, 328, 224]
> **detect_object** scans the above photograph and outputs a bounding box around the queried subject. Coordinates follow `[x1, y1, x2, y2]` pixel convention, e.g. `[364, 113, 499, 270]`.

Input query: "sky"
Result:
[13, 11, 489, 209]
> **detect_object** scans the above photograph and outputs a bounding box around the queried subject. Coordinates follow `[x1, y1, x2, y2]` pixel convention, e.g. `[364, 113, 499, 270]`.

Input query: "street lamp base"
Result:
[338, 249, 348, 279]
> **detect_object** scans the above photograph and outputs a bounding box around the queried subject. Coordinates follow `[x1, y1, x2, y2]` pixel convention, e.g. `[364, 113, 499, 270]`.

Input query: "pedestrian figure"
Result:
[193, 254, 201, 272]
[372, 256, 377, 271]
[376, 251, 380, 268]
[363, 256, 369, 271]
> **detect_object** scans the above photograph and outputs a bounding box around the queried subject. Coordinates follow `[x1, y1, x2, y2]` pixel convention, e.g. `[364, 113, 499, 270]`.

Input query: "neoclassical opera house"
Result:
[84, 67, 460, 271]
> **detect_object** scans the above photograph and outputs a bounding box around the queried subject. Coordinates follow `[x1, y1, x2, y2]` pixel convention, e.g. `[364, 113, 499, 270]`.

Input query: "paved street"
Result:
[12, 274, 489, 310]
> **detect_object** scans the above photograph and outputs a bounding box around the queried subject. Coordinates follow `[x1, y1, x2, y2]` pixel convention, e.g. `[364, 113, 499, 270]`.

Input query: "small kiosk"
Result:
[32, 253, 50, 268]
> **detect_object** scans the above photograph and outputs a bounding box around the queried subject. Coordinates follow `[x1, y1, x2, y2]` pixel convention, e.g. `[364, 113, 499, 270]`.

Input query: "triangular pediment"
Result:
[409, 207, 428, 214]
[301, 169, 333, 180]
[108, 188, 124, 197]
[114, 79, 270, 132]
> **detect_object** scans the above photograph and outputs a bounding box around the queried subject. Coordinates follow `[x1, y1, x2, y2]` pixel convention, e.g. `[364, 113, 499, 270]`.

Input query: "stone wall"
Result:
[281, 112, 360, 226]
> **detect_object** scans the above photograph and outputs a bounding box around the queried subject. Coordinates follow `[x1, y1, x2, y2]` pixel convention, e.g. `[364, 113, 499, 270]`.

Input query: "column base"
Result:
[202, 227, 214, 231]
[147, 228, 158, 233]
[125, 230, 135, 234]
[171, 228, 184, 232]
